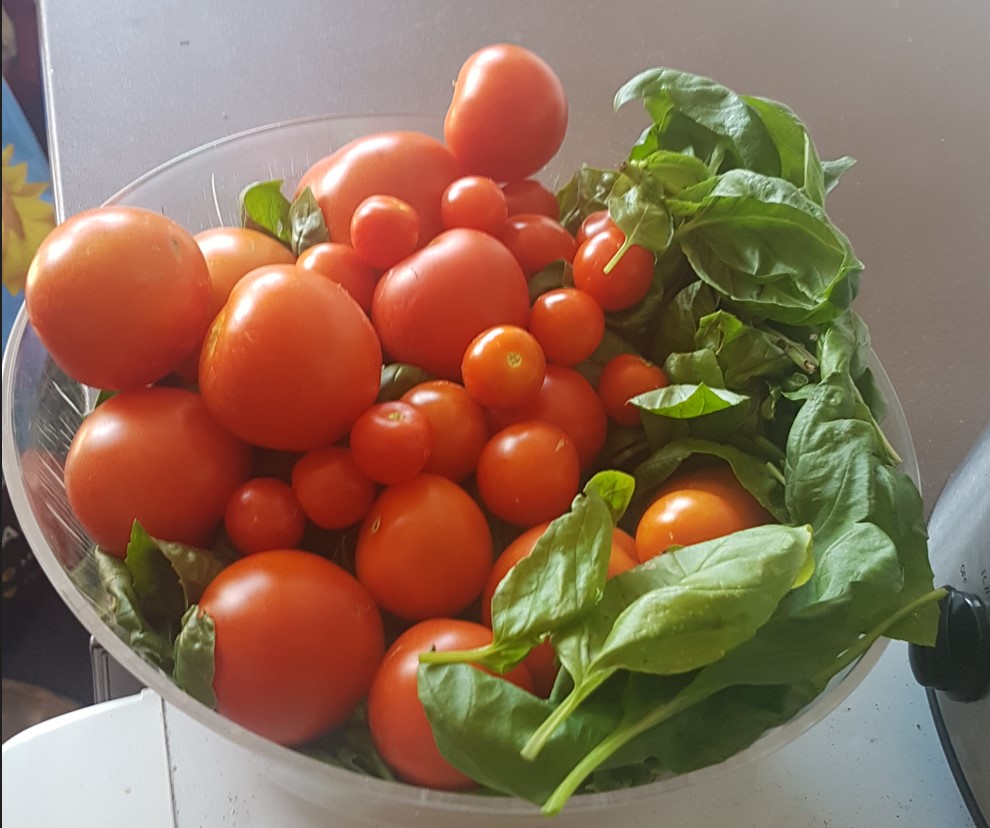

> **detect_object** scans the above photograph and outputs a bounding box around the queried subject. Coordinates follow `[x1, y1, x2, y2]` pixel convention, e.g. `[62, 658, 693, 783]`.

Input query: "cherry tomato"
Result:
[528, 288, 605, 366]
[63, 387, 253, 556]
[199, 264, 382, 451]
[367, 618, 534, 789]
[654, 463, 772, 527]
[575, 210, 617, 245]
[400, 380, 489, 482]
[572, 226, 655, 311]
[350, 195, 421, 269]
[461, 325, 547, 409]
[223, 477, 307, 556]
[440, 175, 508, 236]
[349, 401, 432, 485]
[597, 353, 669, 426]
[297, 131, 463, 246]
[200, 549, 384, 746]
[291, 446, 377, 530]
[371, 228, 530, 379]
[355, 474, 493, 621]
[444, 44, 568, 181]
[25, 206, 211, 390]
[499, 214, 577, 278]
[295, 242, 378, 313]
[476, 421, 580, 527]
[501, 179, 560, 220]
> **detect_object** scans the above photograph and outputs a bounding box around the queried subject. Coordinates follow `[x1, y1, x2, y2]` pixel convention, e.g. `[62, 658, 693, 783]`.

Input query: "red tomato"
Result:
[654, 464, 772, 527]
[63, 387, 253, 556]
[199, 264, 382, 451]
[597, 353, 669, 426]
[296, 131, 463, 246]
[476, 421, 580, 527]
[528, 288, 605, 366]
[355, 474, 493, 621]
[440, 175, 508, 236]
[461, 325, 547, 409]
[350, 195, 421, 269]
[295, 242, 378, 313]
[501, 180, 560, 220]
[400, 380, 489, 482]
[444, 44, 568, 181]
[224, 477, 307, 556]
[291, 446, 377, 530]
[486, 365, 608, 470]
[575, 210, 617, 245]
[25, 206, 211, 390]
[349, 401, 432, 485]
[200, 549, 384, 746]
[371, 228, 530, 379]
[367, 618, 534, 789]
[499, 214, 577, 278]
[572, 227, 655, 311]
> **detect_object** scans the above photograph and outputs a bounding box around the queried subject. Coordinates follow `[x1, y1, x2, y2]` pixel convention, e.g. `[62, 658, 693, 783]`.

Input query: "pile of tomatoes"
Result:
[23, 44, 768, 790]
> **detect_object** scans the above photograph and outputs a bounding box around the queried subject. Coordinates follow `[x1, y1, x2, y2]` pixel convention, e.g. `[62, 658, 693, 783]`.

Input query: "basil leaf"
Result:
[240, 179, 292, 244]
[632, 383, 749, 419]
[124, 522, 186, 622]
[289, 186, 330, 255]
[173, 605, 216, 708]
[631, 151, 713, 195]
[822, 156, 856, 195]
[583, 470, 636, 524]
[299, 703, 396, 781]
[662, 348, 725, 387]
[377, 363, 434, 402]
[650, 280, 718, 363]
[557, 164, 621, 232]
[156, 537, 236, 606]
[606, 181, 672, 257]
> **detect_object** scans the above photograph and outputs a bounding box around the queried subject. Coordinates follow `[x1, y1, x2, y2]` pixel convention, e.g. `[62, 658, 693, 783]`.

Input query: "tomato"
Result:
[350, 195, 421, 269]
[444, 44, 568, 181]
[461, 325, 546, 409]
[575, 210, 617, 245]
[476, 421, 580, 527]
[63, 387, 253, 556]
[499, 214, 577, 278]
[291, 446, 377, 530]
[349, 401, 432, 485]
[199, 264, 382, 451]
[295, 242, 378, 313]
[501, 179, 560, 220]
[608, 527, 640, 576]
[371, 228, 530, 379]
[25, 206, 211, 390]
[654, 463, 772, 527]
[528, 288, 605, 366]
[597, 353, 669, 426]
[199, 549, 384, 746]
[486, 365, 608, 470]
[400, 380, 489, 482]
[572, 226, 655, 311]
[223, 477, 307, 556]
[296, 131, 463, 246]
[440, 175, 508, 236]
[355, 474, 493, 621]
[367, 618, 534, 789]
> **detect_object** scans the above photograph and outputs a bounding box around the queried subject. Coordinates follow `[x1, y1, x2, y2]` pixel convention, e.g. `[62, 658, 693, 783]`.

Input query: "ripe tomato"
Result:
[63, 387, 253, 556]
[291, 446, 377, 530]
[597, 353, 669, 426]
[444, 44, 568, 181]
[355, 474, 493, 621]
[349, 401, 432, 485]
[528, 288, 605, 366]
[461, 325, 547, 409]
[476, 421, 580, 527]
[25, 206, 211, 390]
[440, 175, 508, 236]
[199, 264, 382, 451]
[224, 477, 307, 556]
[575, 210, 617, 245]
[350, 195, 421, 269]
[400, 380, 489, 482]
[295, 242, 378, 313]
[199, 549, 384, 746]
[501, 179, 560, 220]
[572, 226, 655, 311]
[367, 618, 534, 789]
[297, 131, 463, 246]
[371, 228, 530, 379]
[655, 463, 772, 527]
[499, 214, 577, 278]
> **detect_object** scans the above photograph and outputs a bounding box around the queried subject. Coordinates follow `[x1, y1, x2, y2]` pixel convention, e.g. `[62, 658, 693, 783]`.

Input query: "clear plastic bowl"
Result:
[0, 115, 917, 822]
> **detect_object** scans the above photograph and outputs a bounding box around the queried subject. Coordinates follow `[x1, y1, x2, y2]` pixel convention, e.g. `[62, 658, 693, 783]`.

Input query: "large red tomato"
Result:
[199, 264, 382, 451]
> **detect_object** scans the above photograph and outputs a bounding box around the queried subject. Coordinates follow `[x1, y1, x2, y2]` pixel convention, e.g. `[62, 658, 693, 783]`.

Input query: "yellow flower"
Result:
[2, 143, 56, 295]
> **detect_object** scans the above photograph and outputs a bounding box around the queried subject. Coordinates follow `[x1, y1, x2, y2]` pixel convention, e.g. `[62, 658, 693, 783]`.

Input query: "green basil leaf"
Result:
[822, 156, 856, 195]
[662, 348, 725, 387]
[606, 181, 673, 257]
[377, 363, 434, 402]
[124, 522, 186, 622]
[632, 383, 749, 419]
[173, 605, 216, 708]
[556, 164, 622, 232]
[289, 186, 330, 255]
[155, 537, 236, 606]
[240, 179, 292, 244]
[299, 703, 395, 780]
[631, 151, 714, 195]
[583, 470, 636, 524]
[649, 280, 718, 363]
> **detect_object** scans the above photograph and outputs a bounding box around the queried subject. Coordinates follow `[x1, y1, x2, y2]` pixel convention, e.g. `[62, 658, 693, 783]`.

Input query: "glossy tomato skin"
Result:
[444, 44, 568, 181]
[441, 175, 508, 236]
[350, 195, 421, 270]
[597, 353, 669, 426]
[25, 206, 211, 390]
[349, 401, 432, 485]
[654, 464, 772, 527]
[199, 264, 382, 451]
[224, 477, 307, 556]
[501, 180, 560, 220]
[63, 387, 253, 556]
[371, 228, 530, 379]
[528, 288, 606, 366]
[291, 446, 377, 530]
[355, 474, 493, 621]
[572, 227, 655, 312]
[367, 618, 534, 789]
[295, 242, 378, 313]
[461, 325, 547, 409]
[575, 210, 617, 245]
[499, 214, 577, 278]
[199, 549, 384, 746]
[297, 131, 463, 246]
